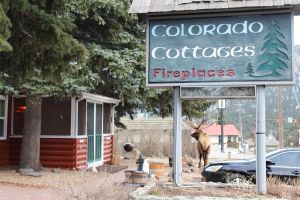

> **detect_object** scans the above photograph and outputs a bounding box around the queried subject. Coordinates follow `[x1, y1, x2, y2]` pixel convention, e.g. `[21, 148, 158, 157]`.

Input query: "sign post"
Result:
[173, 87, 182, 186]
[256, 85, 267, 194]
[144, 8, 294, 195]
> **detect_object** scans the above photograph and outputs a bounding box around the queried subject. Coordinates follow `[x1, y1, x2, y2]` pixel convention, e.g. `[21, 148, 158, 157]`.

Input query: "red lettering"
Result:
[173, 71, 180, 77]
[227, 69, 235, 76]
[217, 70, 224, 76]
[167, 70, 173, 77]
[208, 70, 215, 77]
[182, 71, 190, 80]
[153, 68, 161, 77]
[197, 70, 206, 77]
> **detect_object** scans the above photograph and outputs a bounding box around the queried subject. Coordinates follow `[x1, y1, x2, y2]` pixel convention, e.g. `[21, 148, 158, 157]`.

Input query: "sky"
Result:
[295, 16, 300, 45]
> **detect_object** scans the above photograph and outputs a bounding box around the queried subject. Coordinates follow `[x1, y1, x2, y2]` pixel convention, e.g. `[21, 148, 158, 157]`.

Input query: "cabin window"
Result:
[41, 98, 71, 135]
[103, 103, 112, 134]
[13, 97, 26, 135]
[0, 96, 7, 139]
[77, 100, 86, 135]
[13, 97, 71, 136]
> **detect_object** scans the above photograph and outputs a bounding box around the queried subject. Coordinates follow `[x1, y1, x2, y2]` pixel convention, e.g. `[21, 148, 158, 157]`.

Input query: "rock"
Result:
[19, 168, 43, 177]
[111, 155, 122, 165]
[50, 168, 61, 173]
[91, 166, 98, 173]
[182, 155, 195, 167]
[132, 148, 141, 159]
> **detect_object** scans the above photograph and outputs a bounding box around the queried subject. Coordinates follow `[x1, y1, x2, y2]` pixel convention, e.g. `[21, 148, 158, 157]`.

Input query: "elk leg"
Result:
[204, 146, 210, 166]
[203, 153, 207, 166]
[198, 153, 202, 168]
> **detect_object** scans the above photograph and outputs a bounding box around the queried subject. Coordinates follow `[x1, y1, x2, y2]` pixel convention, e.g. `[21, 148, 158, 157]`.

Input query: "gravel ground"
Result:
[0, 165, 133, 200]
[3, 158, 298, 200]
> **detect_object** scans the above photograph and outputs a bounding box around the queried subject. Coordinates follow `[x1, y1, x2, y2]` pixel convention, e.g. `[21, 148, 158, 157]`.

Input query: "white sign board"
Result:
[218, 99, 226, 109]
[180, 86, 256, 99]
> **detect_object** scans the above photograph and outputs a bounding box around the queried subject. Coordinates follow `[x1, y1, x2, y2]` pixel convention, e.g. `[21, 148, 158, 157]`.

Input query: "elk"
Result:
[191, 120, 211, 168]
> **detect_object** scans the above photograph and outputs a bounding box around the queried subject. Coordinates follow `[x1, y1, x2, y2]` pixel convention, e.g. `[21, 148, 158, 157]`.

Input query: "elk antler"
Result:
[193, 118, 215, 130]
[193, 118, 207, 129]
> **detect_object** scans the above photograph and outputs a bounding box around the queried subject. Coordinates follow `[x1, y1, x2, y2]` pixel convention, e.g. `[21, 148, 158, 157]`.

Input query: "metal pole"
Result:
[278, 86, 284, 148]
[221, 108, 224, 153]
[256, 85, 266, 194]
[173, 86, 182, 186]
[239, 109, 243, 147]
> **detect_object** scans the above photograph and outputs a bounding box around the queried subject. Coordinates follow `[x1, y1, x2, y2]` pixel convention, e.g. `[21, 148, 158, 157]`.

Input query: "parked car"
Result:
[201, 148, 300, 183]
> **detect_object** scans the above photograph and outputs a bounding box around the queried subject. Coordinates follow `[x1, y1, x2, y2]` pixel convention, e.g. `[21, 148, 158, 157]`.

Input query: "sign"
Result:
[180, 86, 256, 99]
[218, 99, 226, 109]
[147, 12, 293, 87]
[288, 117, 293, 123]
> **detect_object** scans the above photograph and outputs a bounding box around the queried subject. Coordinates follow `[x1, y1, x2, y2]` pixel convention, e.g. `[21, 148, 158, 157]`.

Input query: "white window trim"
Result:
[0, 95, 8, 140]
[86, 101, 104, 164]
[10, 97, 84, 139]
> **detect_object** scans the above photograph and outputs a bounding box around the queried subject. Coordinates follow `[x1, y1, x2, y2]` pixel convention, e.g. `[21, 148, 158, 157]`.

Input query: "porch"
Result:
[0, 93, 119, 169]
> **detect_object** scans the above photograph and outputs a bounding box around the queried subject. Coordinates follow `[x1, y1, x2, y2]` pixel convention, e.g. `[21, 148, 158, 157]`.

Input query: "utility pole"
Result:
[221, 108, 224, 153]
[219, 100, 225, 153]
[278, 86, 284, 148]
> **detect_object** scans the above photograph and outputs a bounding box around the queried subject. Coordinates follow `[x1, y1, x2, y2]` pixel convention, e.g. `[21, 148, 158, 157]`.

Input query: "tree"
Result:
[244, 62, 255, 77]
[256, 19, 289, 77]
[0, 0, 12, 52]
[0, 0, 94, 171]
[0, 0, 211, 171]
[69, 0, 212, 123]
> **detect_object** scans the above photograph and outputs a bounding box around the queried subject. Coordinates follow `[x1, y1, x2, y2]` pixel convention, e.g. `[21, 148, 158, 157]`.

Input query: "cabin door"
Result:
[87, 102, 103, 165]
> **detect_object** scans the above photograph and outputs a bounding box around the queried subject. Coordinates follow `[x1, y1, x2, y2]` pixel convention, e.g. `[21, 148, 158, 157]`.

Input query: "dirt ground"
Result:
[0, 165, 134, 200]
[0, 157, 299, 200]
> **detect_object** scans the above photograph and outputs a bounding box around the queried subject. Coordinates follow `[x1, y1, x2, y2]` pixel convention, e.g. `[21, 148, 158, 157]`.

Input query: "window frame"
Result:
[0, 95, 8, 140]
[269, 151, 300, 167]
[103, 103, 113, 135]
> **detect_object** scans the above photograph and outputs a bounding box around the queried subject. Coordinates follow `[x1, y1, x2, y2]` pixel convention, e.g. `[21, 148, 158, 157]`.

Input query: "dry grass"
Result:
[267, 176, 300, 199]
[0, 166, 135, 200]
[148, 177, 300, 200]
[148, 185, 258, 198]
[57, 171, 135, 200]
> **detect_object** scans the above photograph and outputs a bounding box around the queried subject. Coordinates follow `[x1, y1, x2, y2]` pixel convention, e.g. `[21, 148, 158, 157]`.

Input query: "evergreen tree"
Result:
[0, 0, 94, 171]
[0, 1, 12, 52]
[0, 0, 212, 171]
[256, 19, 289, 77]
[245, 62, 255, 77]
[69, 0, 212, 123]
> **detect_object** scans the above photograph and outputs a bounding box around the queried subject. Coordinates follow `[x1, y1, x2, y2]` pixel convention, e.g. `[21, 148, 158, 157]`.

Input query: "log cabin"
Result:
[0, 93, 119, 169]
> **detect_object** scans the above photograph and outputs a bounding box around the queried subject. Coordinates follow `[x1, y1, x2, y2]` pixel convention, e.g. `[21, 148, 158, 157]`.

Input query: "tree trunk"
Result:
[19, 96, 42, 171]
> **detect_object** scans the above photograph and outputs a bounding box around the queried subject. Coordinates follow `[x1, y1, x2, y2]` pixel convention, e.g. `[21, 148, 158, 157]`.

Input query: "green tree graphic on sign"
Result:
[245, 62, 255, 77]
[256, 19, 289, 77]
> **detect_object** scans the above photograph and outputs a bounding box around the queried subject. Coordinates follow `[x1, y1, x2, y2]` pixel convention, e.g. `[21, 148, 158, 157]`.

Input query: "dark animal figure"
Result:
[191, 121, 211, 168]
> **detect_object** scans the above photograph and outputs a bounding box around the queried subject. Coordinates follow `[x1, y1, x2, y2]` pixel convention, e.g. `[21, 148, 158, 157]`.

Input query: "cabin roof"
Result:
[118, 117, 192, 130]
[129, 0, 300, 15]
[82, 92, 120, 104]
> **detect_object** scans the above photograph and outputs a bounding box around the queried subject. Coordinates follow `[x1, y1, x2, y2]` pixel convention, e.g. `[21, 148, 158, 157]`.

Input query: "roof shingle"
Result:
[129, 0, 300, 14]
[200, 124, 241, 136]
